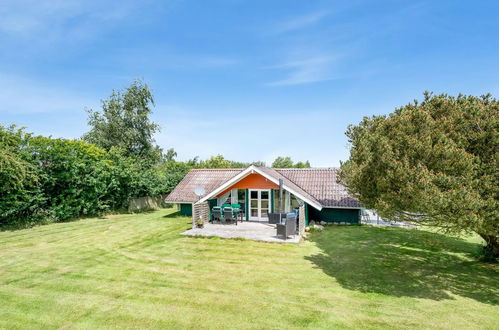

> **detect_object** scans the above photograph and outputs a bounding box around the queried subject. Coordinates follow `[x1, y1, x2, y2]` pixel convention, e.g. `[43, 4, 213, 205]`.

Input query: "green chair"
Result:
[223, 207, 237, 225]
[211, 207, 223, 223]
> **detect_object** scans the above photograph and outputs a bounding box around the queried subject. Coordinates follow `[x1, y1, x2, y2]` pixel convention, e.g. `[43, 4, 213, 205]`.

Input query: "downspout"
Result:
[278, 179, 283, 213]
[245, 189, 249, 221]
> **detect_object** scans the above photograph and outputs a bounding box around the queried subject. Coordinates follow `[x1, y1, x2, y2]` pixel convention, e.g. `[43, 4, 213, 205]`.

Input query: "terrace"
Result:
[182, 220, 301, 243]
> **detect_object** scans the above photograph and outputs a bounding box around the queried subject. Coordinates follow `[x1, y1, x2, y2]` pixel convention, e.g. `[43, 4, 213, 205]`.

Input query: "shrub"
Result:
[0, 126, 188, 229]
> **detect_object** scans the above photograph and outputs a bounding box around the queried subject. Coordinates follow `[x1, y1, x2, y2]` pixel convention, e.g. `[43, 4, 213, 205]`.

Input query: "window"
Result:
[238, 189, 245, 204]
[274, 190, 300, 213]
[231, 189, 238, 204]
[290, 193, 300, 211]
[218, 190, 231, 205]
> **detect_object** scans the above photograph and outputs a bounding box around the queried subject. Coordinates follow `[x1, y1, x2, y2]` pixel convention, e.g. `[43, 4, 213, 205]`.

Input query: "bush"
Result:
[0, 126, 188, 229]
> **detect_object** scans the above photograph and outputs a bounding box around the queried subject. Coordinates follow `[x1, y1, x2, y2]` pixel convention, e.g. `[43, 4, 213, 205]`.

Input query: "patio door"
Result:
[249, 189, 270, 221]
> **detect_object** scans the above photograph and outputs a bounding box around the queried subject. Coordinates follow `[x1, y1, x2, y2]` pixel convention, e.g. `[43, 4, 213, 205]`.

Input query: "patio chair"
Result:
[268, 213, 280, 224]
[238, 203, 245, 220]
[211, 207, 223, 223]
[286, 213, 297, 230]
[223, 207, 237, 225]
[276, 215, 296, 240]
[269, 212, 287, 224]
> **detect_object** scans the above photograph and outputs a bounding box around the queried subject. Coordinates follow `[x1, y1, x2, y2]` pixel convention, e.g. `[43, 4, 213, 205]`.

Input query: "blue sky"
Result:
[1, 0, 498, 166]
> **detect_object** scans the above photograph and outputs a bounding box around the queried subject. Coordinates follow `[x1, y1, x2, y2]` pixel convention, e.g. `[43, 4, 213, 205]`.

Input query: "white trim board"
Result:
[197, 166, 256, 204]
[196, 165, 323, 211]
[322, 206, 362, 209]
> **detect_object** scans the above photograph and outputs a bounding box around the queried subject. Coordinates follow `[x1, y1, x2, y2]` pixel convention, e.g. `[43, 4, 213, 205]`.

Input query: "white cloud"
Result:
[0, 0, 142, 44]
[266, 55, 339, 86]
[263, 9, 346, 86]
[272, 10, 330, 35]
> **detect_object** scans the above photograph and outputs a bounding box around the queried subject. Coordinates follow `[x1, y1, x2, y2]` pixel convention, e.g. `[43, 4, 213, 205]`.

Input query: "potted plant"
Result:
[195, 219, 204, 228]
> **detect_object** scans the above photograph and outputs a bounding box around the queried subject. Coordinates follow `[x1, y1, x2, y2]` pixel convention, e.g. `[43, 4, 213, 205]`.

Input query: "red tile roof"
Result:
[258, 167, 322, 208]
[164, 169, 243, 203]
[165, 167, 360, 208]
[276, 168, 361, 208]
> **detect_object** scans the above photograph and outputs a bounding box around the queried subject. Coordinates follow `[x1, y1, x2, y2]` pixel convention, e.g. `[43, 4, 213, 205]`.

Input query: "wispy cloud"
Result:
[115, 50, 240, 71]
[272, 10, 330, 34]
[263, 9, 343, 86]
[0, 0, 143, 44]
[266, 55, 340, 86]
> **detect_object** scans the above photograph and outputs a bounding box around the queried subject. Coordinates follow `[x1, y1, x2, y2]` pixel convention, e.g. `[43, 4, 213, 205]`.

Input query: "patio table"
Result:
[233, 208, 243, 222]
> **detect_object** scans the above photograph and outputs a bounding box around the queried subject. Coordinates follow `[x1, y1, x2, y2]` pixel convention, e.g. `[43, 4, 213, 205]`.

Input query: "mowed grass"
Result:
[0, 209, 497, 329]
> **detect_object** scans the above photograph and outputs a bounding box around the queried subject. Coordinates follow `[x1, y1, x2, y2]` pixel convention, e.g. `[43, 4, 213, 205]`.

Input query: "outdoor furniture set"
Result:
[209, 205, 298, 240]
[210, 204, 244, 225]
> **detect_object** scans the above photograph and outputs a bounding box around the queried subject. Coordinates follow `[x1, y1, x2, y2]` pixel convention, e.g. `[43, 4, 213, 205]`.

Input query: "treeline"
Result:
[0, 80, 310, 228]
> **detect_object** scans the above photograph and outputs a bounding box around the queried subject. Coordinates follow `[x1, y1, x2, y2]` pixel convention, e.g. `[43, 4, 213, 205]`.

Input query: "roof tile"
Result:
[165, 169, 242, 203]
[276, 168, 360, 207]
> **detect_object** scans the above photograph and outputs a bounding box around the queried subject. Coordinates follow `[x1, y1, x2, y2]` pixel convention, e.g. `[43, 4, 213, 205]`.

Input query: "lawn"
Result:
[0, 209, 497, 329]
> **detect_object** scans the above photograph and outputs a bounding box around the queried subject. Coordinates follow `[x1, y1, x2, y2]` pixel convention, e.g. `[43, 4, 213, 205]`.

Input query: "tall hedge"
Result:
[0, 126, 188, 228]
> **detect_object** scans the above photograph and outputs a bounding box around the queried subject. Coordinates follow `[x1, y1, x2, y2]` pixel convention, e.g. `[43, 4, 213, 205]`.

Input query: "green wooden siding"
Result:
[208, 199, 217, 221]
[305, 203, 309, 226]
[179, 203, 192, 217]
[270, 189, 274, 213]
[307, 207, 360, 224]
[245, 189, 249, 221]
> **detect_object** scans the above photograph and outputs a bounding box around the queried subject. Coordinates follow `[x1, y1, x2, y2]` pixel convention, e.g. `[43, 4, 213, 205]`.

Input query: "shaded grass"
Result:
[0, 209, 497, 329]
[307, 226, 499, 304]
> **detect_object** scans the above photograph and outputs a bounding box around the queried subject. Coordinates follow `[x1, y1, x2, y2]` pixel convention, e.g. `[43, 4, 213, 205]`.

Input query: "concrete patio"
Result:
[182, 221, 301, 243]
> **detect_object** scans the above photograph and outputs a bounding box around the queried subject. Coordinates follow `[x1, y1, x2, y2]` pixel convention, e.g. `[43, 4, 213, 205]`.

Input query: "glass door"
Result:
[249, 189, 270, 221]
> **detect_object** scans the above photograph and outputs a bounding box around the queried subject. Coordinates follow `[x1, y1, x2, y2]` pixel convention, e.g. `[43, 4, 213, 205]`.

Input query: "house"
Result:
[165, 165, 361, 231]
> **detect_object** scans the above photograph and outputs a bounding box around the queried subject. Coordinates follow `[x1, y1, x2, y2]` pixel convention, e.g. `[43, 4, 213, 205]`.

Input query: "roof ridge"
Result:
[191, 168, 245, 171]
[275, 167, 339, 170]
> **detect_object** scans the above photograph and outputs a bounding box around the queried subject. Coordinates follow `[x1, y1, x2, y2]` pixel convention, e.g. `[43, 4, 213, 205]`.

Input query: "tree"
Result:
[227, 160, 266, 168]
[272, 156, 311, 168]
[192, 155, 266, 168]
[197, 155, 231, 168]
[83, 79, 160, 161]
[294, 160, 311, 168]
[272, 156, 294, 168]
[340, 93, 499, 258]
[164, 148, 177, 162]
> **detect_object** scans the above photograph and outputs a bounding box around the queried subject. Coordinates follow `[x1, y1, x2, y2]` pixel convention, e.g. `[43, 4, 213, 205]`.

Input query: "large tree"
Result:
[83, 79, 161, 161]
[340, 93, 498, 258]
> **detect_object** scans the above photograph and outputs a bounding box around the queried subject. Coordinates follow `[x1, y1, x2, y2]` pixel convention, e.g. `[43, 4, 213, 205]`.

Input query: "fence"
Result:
[360, 209, 417, 228]
[128, 195, 167, 213]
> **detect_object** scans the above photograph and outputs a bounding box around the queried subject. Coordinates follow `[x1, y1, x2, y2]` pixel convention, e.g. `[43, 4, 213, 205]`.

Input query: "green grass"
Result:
[0, 209, 497, 329]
